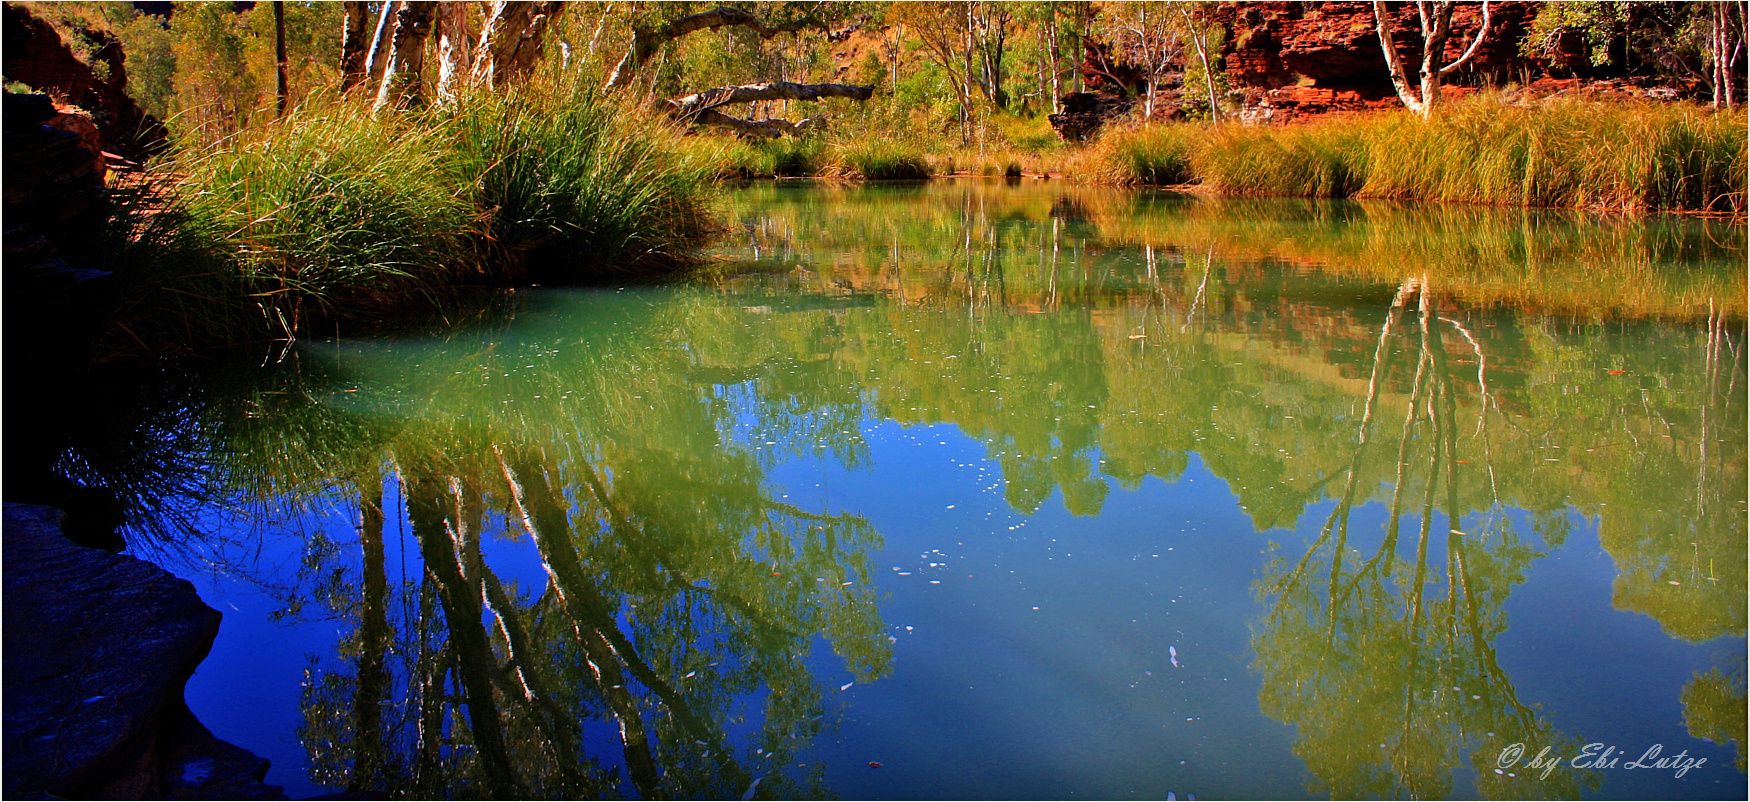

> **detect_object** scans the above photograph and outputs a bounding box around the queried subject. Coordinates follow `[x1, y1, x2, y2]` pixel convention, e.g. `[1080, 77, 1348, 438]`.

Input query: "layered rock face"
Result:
[3, 504, 282, 800]
[1219, 1, 1542, 118]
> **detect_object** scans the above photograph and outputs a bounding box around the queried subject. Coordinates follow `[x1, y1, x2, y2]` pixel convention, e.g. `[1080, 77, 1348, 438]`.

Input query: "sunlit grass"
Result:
[1071, 95, 1747, 214]
[827, 138, 932, 180]
[134, 82, 715, 345]
[167, 104, 470, 336]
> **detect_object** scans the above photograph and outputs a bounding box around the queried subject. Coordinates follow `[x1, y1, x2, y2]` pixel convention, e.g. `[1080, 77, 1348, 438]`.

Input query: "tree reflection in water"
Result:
[212, 313, 891, 799]
[1253, 281, 1601, 800]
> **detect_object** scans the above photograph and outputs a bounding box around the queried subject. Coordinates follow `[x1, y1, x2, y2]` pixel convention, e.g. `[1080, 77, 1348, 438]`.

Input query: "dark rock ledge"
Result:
[3, 504, 283, 799]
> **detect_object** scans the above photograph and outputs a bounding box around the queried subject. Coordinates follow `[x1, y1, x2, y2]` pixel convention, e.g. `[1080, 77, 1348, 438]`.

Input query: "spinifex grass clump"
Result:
[829, 138, 932, 180]
[1078, 95, 1746, 213]
[169, 104, 476, 334]
[1197, 118, 1370, 198]
[1359, 96, 1747, 213]
[444, 86, 715, 281]
[172, 107, 470, 335]
[88, 177, 253, 351]
[1074, 124, 1197, 185]
[154, 86, 715, 344]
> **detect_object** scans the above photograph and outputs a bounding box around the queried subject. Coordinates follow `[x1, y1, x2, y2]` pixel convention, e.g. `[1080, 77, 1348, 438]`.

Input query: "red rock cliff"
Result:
[1218, 1, 1542, 115]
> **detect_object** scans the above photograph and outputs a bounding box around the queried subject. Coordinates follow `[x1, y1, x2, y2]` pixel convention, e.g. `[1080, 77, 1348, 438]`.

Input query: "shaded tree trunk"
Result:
[273, 2, 288, 116]
[374, 1, 435, 112]
[339, 1, 370, 93]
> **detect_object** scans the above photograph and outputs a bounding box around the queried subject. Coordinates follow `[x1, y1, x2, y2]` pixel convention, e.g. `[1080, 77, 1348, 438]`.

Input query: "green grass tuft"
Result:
[830, 138, 932, 180]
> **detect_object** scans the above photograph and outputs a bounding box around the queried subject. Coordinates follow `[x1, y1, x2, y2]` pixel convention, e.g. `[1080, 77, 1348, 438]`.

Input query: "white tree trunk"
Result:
[1373, 0, 1491, 118]
[363, 0, 402, 96]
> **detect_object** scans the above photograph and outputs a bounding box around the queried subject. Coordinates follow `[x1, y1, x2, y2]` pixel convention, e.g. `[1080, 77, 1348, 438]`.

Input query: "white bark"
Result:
[434, 2, 477, 101]
[363, 0, 401, 95]
[373, 1, 434, 112]
[470, 1, 566, 89]
[1373, 0, 1492, 118]
[664, 82, 875, 137]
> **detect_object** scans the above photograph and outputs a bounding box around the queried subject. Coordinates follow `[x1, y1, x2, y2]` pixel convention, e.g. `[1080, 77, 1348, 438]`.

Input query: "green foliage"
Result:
[1682, 669, 1748, 771]
[697, 135, 827, 179]
[1520, 1, 1712, 80]
[1522, 1, 1629, 67]
[122, 85, 715, 345]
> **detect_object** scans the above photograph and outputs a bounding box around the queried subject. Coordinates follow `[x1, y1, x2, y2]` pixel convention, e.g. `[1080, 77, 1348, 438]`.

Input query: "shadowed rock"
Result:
[3, 504, 281, 799]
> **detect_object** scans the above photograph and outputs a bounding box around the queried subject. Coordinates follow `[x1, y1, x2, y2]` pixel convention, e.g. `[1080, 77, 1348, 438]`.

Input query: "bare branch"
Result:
[1438, 0, 1491, 77]
[667, 81, 874, 118]
[605, 7, 828, 90]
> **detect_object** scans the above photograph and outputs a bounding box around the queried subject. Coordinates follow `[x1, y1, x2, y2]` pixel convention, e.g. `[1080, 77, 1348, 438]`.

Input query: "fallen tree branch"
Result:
[658, 81, 874, 137]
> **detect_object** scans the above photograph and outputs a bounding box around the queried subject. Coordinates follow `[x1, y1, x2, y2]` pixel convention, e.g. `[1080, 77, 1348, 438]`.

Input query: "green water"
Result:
[161, 180, 1745, 799]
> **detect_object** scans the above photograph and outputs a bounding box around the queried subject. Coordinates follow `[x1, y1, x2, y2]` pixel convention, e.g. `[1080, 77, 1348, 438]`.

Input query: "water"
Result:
[142, 180, 1745, 799]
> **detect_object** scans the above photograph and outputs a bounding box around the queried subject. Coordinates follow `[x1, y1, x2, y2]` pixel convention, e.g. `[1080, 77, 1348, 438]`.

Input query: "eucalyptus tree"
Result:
[1372, 0, 1494, 117]
[1099, 2, 1180, 120]
[350, 1, 567, 108]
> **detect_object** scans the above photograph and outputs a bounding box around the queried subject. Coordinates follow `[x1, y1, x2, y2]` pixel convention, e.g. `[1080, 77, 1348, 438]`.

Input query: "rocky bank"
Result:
[3, 504, 282, 800]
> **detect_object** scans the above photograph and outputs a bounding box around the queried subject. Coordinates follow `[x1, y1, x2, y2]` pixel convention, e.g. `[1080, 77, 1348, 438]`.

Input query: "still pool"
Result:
[155, 181, 1747, 799]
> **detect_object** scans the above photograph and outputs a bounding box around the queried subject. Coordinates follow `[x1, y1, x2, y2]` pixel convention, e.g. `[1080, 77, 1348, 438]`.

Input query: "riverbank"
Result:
[68, 92, 1748, 360]
[691, 94, 1747, 216]
[1075, 95, 1747, 214]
